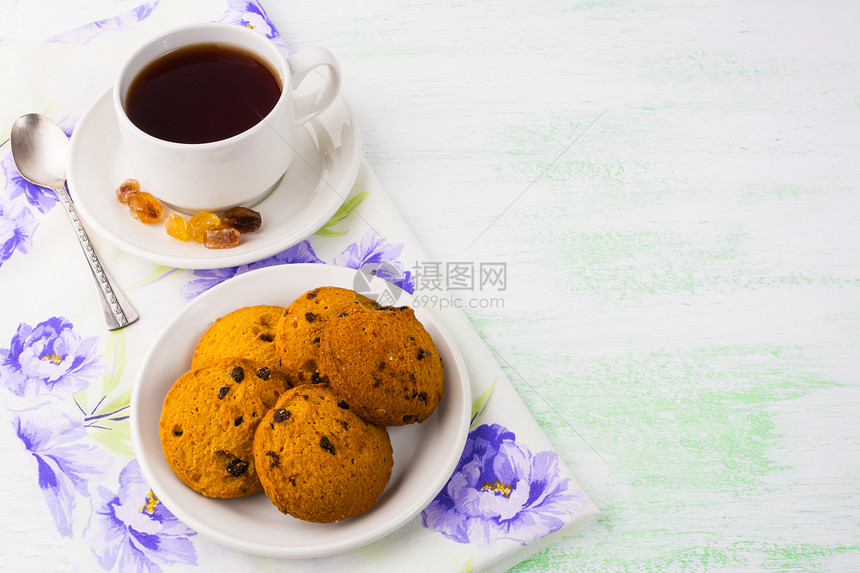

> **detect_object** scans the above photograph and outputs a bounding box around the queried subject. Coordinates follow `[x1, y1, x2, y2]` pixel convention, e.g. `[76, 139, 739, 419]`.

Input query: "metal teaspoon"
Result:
[10, 113, 139, 330]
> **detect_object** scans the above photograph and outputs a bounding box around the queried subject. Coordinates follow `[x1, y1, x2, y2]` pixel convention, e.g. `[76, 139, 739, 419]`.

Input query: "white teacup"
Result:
[113, 22, 341, 212]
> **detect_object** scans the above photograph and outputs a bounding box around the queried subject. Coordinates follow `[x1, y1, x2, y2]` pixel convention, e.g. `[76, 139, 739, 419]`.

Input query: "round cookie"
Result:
[191, 305, 284, 374]
[274, 286, 380, 387]
[319, 305, 444, 426]
[159, 357, 289, 498]
[253, 384, 393, 523]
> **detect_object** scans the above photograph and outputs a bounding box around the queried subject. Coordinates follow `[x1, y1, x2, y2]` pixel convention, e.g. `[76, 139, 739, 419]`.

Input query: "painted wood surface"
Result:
[2, 0, 859, 571]
[279, 2, 860, 570]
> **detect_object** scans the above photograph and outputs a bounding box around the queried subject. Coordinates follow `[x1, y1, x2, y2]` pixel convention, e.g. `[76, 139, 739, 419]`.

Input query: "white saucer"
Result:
[67, 82, 361, 270]
[130, 264, 471, 558]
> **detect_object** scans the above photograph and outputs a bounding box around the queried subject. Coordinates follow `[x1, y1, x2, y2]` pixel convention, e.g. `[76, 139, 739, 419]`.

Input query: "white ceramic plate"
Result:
[130, 264, 471, 558]
[67, 77, 361, 270]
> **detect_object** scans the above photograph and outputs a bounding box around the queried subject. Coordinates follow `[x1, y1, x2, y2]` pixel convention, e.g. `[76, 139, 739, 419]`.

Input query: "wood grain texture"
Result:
[2, 0, 860, 571]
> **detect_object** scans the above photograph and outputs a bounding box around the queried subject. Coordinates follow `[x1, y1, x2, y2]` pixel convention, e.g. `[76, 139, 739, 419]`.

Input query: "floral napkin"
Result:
[0, 1, 598, 571]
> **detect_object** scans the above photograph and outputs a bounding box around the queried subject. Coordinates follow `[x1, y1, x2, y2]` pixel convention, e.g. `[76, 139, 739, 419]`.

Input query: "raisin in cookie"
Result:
[253, 384, 393, 523]
[191, 305, 284, 375]
[274, 286, 380, 387]
[159, 357, 289, 498]
[319, 305, 444, 426]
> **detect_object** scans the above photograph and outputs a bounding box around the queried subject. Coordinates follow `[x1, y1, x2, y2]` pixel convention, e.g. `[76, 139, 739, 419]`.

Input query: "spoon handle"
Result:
[53, 183, 139, 330]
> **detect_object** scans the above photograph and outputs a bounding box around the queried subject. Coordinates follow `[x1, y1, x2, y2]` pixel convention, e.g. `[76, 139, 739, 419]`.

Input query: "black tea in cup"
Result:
[125, 43, 282, 144]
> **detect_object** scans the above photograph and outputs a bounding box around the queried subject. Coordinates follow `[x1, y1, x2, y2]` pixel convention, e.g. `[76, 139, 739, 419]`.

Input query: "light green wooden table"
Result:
[2, 1, 859, 571]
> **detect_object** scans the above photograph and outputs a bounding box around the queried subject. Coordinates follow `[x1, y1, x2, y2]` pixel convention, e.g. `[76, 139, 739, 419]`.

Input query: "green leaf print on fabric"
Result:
[127, 265, 184, 290]
[74, 330, 132, 456]
[314, 189, 371, 238]
[470, 377, 497, 429]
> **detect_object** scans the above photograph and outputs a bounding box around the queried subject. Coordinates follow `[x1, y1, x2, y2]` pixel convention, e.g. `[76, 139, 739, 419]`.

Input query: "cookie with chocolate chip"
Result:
[253, 384, 393, 523]
[159, 357, 289, 498]
[274, 287, 381, 387]
[319, 305, 444, 426]
[191, 305, 285, 377]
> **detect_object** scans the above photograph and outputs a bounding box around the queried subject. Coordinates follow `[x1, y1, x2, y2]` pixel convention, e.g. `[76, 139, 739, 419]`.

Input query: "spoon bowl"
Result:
[10, 113, 139, 330]
[10, 114, 69, 189]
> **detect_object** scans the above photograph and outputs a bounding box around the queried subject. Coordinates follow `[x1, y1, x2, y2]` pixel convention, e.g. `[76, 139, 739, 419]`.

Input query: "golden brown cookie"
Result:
[253, 384, 393, 523]
[319, 305, 444, 426]
[191, 305, 284, 374]
[274, 286, 380, 387]
[159, 357, 289, 498]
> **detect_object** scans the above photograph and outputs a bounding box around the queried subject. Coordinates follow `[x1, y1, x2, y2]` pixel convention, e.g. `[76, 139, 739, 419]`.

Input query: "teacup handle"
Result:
[288, 47, 342, 127]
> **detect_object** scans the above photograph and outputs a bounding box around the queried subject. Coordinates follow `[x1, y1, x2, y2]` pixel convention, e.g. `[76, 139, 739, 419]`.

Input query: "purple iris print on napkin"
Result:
[0, 198, 38, 267]
[12, 407, 110, 536]
[422, 423, 585, 547]
[1, 152, 57, 214]
[0, 315, 196, 571]
[181, 240, 324, 299]
[219, 0, 289, 53]
[0, 317, 105, 399]
[0, 116, 77, 268]
[333, 229, 415, 294]
[1, 318, 108, 536]
[88, 460, 197, 572]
